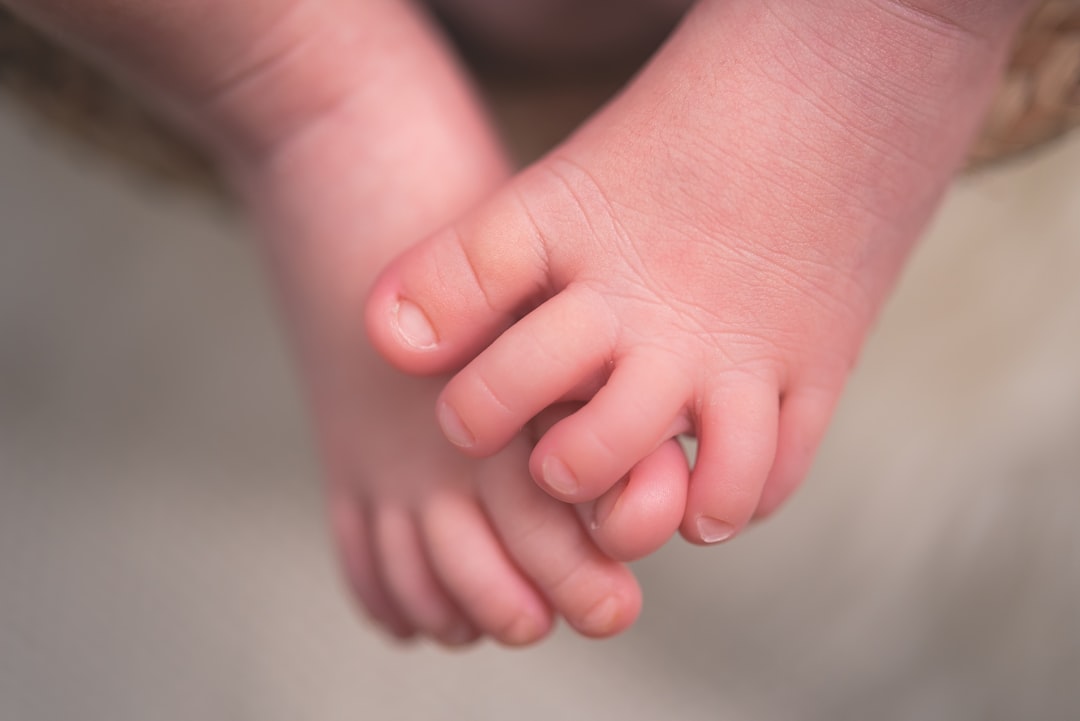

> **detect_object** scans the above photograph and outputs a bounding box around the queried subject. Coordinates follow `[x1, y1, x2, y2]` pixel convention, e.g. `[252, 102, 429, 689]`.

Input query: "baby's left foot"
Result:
[367, 0, 1032, 545]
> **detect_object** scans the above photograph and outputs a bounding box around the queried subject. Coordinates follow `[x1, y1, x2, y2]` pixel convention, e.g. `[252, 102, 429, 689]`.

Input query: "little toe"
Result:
[581, 436, 689, 562]
[479, 446, 642, 638]
[421, 493, 554, 647]
[681, 380, 780, 545]
[530, 353, 690, 502]
[328, 489, 415, 640]
[437, 288, 615, 457]
[371, 504, 476, 645]
[365, 189, 552, 376]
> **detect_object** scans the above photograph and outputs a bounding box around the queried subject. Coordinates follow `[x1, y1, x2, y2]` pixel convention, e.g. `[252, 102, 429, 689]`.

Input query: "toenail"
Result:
[541, 456, 578, 496]
[581, 595, 620, 636]
[437, 402, 474, 448]
[696, 516, 736, 544]
[392, 299, 438, 350]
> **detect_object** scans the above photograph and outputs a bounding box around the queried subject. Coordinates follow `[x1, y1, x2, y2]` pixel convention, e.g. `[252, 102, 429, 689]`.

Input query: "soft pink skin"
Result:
[6, 0, 699, 645]
[6, 0, 1035, 645]
[366, 0, 1035, 546]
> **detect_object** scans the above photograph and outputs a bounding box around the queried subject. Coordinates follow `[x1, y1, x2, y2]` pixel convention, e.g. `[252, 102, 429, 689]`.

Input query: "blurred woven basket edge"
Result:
[967, 0, 1080, 167]
[0, 7, 220, 195]
[1, 3, 1079, 193]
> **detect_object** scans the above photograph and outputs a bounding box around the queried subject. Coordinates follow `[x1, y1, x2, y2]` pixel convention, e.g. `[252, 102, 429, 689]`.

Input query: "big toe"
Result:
[365, 189, 552, 375]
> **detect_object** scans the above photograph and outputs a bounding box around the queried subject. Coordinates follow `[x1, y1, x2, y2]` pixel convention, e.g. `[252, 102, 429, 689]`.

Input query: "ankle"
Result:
[192, 18, 368, 181]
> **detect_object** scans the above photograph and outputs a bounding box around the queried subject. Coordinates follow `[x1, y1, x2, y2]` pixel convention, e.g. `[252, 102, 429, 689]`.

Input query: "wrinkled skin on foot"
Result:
[367, 0, 1033, 547]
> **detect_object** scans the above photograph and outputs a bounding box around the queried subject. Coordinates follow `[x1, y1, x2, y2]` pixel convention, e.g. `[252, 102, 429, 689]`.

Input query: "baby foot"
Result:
[252, 174, 689, 643]
[367, 0, 1024, 544]
[322, 366, 677, 645]
[245, 136, 696, 643]
[232, 22, 690, 640]
[18, 0, 694, 643]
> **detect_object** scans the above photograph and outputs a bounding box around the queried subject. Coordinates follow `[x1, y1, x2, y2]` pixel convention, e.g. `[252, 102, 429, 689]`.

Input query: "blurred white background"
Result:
[1, 91, 1079, 720]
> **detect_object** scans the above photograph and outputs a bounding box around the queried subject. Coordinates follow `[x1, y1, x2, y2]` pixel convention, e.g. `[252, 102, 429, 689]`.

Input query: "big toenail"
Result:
[438, 402, 474, 448]
[392, 299, 438, 350]
[697, 516, 735, 544]
[541, 456, 578, 496]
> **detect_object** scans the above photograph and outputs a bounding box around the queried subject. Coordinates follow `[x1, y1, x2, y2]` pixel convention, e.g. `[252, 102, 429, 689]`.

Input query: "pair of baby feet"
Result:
[250, 0, 1020, 646]
[10, 0, 1028, 653]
